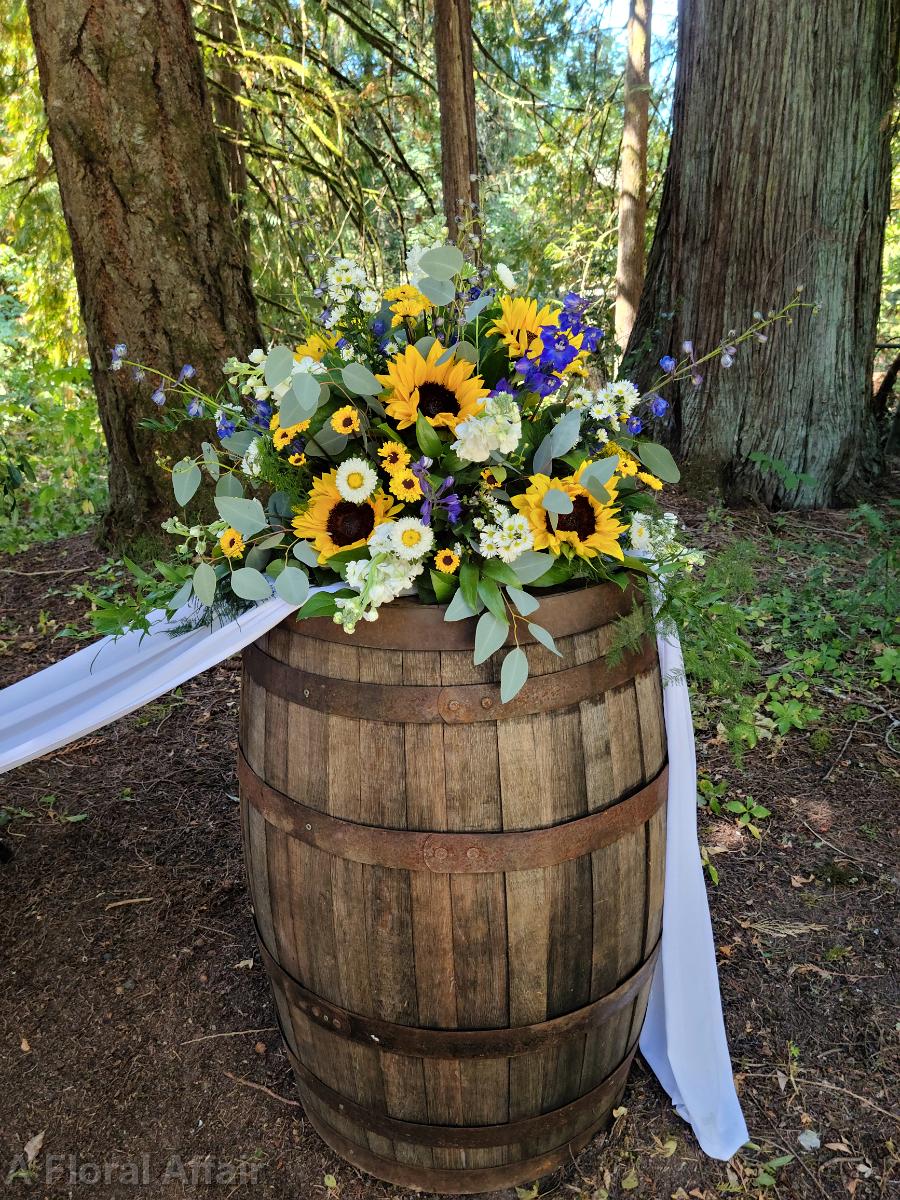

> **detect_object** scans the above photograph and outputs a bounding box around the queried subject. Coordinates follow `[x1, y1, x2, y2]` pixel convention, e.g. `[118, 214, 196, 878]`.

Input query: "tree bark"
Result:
[615, 0, 651, 351]
[434, 0, 480, 243]
[627, 0, 899, 508]
[210, 3, 248, 215]
[27, 0, 262, 543]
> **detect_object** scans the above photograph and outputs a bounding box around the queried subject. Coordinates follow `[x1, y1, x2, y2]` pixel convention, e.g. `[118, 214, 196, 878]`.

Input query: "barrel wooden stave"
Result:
[240, 589, 667, 1191]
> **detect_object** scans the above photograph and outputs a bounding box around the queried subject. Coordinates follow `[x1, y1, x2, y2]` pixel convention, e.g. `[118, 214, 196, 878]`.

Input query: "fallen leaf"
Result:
[788, 962, 833, 980]
[798, 1129, 821, 1151]
[24, 1130, 45, 1166]
[654, 1137, 677, 1158]
[739, 918, 828, 938]
[825, 1141, 852, 1153]
[612, 1106, 627, 1118]
[621, 1167, 639, 1190]
[776, 1069, 788, 1092]
[790, 874, 815, 888]
[233, 959, 254, 970]
[20, 1037, 30, 1053]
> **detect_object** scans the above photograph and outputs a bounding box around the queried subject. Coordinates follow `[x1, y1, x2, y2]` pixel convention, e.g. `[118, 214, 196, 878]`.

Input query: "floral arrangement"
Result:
[103, 244, 796, 700]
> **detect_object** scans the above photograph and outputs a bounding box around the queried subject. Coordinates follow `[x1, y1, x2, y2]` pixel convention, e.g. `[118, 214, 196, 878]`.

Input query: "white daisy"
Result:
[391, 517, 434, 561]
[336, 458, 378, 503]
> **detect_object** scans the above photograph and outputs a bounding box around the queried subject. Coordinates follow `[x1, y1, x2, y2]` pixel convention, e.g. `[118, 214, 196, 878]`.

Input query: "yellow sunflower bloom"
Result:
[384, 283, 433, 328]
[270, 413, 311, 433]
[489, 295, 561, 359]
[219, 528, 245, 559]
[434, 548, 460, 575]
[637, 470, 664, 491]
[377, 442, 411, 473]
[511, 465, 625, 560]
[294, 332, 337, 362]
[389, 468, 423, 502]
[481, 467, 502, 489]
[288, 452, 307, 467]
[378, 340, 489, 432]
[291, 469, 399, 564]
[273, 422, 310, 451]
[331, 405, 361, 435]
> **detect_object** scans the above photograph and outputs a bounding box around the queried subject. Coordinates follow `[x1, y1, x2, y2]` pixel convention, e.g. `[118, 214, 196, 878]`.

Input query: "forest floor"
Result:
[0, 501, 897, 1200]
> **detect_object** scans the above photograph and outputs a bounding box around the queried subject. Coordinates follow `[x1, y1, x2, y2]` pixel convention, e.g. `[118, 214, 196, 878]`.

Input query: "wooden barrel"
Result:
[238, 581, 667, 1194]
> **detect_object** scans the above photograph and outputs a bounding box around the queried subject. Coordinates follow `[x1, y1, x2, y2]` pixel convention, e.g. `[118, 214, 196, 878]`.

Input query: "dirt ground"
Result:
[0, 515, 897, 1200]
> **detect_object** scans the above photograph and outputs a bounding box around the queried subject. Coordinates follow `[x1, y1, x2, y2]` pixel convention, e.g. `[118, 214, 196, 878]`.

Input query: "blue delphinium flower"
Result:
[216, 410, 237, 439]
[648, 393, 669, 417]
[372, 318, 387, 338]
[150, 386, 166, 406]
[626, 415, 643, 435]
[659, 355, 676, 374]
[187, 397, 203, 418]
[177, 363, 196, 383]
[490, 379, 516, 398]
[249, 399, 273, 430]
[131, 366, 145, 383]
[538, 327, 579, 373]
[579, 325, 604, 352]
[110, 343, 127, 371]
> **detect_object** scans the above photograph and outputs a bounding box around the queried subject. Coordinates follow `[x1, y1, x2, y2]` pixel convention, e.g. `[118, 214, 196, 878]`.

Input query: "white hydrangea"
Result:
[452, 393, 522, 463]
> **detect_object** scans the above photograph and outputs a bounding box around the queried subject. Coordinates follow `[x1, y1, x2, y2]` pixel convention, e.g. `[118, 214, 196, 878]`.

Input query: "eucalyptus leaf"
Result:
[280, 373, 320, 426]
[172, 458, 201, 507]
[637, 441, 681, 483]
[550, 408, 582, 456]
[167, 578, 193, 611]
[267, 491, 292, 518]
[307, 425, 348, 457]
[532, 431, 554, 476]
[500, 647, 529, 703]
[474, 612, 509, 665]
[263, 344, 295, 388]
[292, 540, 321, 567]
[417, 244, 465, 280]
[444, 588, 478, 622]
[229, 567, 272, 601]
[215, 472, 243, 498]
[437, 339, 478, 366]
[414, 336, 438, 358]
[478, 578, 507, 622]
[459, 561, 480, 612]
[528, 622, 563, 657]
[509, 551, 555, 584]
[419, 275, 456, 306]
[540, 487, 574, 515]
[201, 441, 220, 480]
[274, 566, 310, 605]
[505, 586, 540, 616]
[245, 546, 271, 572]
[214, 496, 268, 538]
[192, 561, 217, 607]
[464, 291, 493, 322]
[341, 361, 383, 396]
[221, 430, 257, 457]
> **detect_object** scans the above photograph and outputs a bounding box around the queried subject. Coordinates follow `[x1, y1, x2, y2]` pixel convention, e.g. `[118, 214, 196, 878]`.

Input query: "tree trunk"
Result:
[27, 0, 262, 543]
[210, 4, 248, 215]
[614, 0, 651, 352]
[627, 0, 899, 508]
[434, 0, 480, 243]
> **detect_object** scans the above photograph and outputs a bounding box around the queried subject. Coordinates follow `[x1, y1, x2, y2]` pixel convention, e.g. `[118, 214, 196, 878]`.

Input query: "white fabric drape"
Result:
[0, 590, 748, 1159]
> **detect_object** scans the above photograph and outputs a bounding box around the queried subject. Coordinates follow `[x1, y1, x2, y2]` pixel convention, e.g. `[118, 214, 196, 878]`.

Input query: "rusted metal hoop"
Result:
[257, 927, 660, 1059]
[238, 750, 667, 873]
[284, 1039, 636, 1148]
[243, 635, 658, 723]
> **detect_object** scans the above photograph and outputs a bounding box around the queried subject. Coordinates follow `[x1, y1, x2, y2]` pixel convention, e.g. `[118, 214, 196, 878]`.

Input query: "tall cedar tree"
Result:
[27, 0, 262, 542]
[434, 0, 480, 243]
[614, 0, 651, 351]
[627, 0, 899, 507]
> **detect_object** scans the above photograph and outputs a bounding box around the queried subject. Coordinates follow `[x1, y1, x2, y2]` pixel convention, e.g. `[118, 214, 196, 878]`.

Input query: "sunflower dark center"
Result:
[549, 494, 596, 540]
[327, 500, 375, 546]
[418, 381, 459, 418]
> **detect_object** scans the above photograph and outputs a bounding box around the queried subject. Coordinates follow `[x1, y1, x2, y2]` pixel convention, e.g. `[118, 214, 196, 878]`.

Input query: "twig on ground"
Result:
[794, 1076, 899, 1123]
[104, 897, 155, 911]
[181, 1027, 276, 1046]
[822, 724, 857, 782]
[223, 1071, 301, 1108]
[797, 819, 873, 866]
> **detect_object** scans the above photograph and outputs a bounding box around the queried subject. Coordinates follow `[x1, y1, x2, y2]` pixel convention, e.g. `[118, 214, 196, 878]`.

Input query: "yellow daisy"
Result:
[291, 469, 399, 564]
[389, 468, 423, 502]
[273, 422, 310, 451]
[377, 442, 411, 473]
[602, 441, 640, 478]
[331, 405, 361, 435]
[270, 413, 311, 433]
[481, 467, 502, 489]
[288, 452, 307, 467]
[434, 548, 460, 575]
[378, 340, 489, 432]
[384, 283, 433, 328]
[511, 465, 625, 560]
[294, 332, 337, 362]
[219, 528, 245, 559]
[637, 470, 664, 491]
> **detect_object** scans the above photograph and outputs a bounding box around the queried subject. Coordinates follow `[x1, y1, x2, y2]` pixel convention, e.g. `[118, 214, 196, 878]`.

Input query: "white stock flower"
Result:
[241, 439, 262, 478]
[496, 262, 516, 290]
[451, 394, 522, 463]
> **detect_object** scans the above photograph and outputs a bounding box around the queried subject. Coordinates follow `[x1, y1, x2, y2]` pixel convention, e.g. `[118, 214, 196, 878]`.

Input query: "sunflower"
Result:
[481, 467, 502, 489]
[434, 548, 460, 574]
[273, 421, 310, 451]
[511, 465, 625, 560]
[294, 332, 337, 362]
[378, 340, 489, 432]
[331, 405, 361, 435]
[637, 470, 663, 491]
[488, 295, 562, 359]
[384, 283, 433, 328]
[378, 442, 411, 473]
[219, 528, 245, 559]
[388, 468, 423, 502]
[292, 469, 399, 563]
[288, 451, 307, 468]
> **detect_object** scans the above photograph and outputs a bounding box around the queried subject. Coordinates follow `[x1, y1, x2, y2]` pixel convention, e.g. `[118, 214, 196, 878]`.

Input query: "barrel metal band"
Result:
[304, 1104, 614, 1193]
[284, 1038, 636, 1148]
[256, 926, 660, 1059]
[238, 752, 666, 874]
[243, 635, 658, 724]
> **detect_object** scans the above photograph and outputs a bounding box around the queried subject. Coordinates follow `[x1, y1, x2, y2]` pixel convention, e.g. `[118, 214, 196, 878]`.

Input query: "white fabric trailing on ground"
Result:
[0, 590, 748, 1159]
